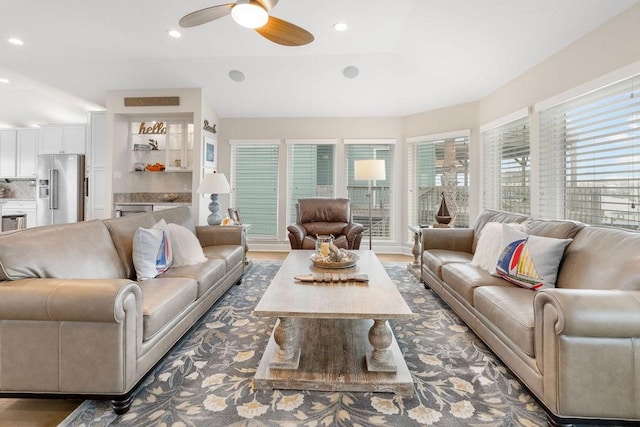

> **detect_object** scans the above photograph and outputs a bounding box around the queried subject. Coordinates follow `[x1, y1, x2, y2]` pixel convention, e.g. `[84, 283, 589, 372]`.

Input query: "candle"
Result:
[320, 242, 329, 257]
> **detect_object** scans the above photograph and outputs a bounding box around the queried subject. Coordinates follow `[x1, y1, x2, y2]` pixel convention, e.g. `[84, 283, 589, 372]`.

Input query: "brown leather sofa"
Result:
[420, 209, 640, 425]
[0, 206, 245, 414]
[287, 197, 364, 250]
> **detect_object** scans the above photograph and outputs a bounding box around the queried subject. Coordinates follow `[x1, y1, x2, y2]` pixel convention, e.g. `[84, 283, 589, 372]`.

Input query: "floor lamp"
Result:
[197, 172, 231, 225]
[354, 159, 386, 250]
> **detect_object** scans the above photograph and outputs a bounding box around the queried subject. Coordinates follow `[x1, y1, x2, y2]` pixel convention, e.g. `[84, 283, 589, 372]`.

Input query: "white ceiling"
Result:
[0, 0, 638, 128]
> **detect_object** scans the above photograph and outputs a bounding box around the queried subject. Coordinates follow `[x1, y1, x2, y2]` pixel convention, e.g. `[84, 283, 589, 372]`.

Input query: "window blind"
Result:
[539, 74, 640, 228]
[408, 133, 470, 234]
[481, 115, 531, 214]
[230, 143, 279, 238]
[286, 142, 335, 225]
[344, 143, 394, 240]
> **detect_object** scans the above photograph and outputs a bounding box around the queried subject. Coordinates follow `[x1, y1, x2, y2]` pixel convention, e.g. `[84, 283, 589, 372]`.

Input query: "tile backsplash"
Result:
[0, 179, 36, 199]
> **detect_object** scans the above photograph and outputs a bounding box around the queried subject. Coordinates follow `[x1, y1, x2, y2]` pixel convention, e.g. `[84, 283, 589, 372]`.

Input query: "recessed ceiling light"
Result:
[333, 22, 348, 32]
[166, 29, 182, 38]
[7, 37, 24, 46]
[343, 66, 359, 79]
[0, 78, 9, 84]
[228, 70, 246, 82]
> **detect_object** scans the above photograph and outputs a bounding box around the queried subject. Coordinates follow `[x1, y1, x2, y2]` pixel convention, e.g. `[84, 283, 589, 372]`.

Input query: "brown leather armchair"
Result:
[287, 198, 364, 250]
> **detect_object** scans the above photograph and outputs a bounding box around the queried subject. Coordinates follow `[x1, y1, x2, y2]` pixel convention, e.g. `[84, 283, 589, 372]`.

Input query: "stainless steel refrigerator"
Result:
[37, 154, 86, 225]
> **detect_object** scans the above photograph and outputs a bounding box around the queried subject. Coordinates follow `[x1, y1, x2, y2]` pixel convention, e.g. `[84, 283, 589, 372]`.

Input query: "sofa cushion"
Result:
[104, 213, 156, 280]
[132, 227, 173, 280]
[203, 245, 245, 271]
[0, 220, 126, 280]
[525, 219, 585, 239]
[474, 286, 536, 357]
[470, 222, 526, 274]
[496, 224, 571, 290]
[151, 206, 196, 234]
[139, 277, 197, 340]
[423, 249, 473, 280]
[161, 258, 227, 298]
[557, 226, 640, 291]
[472, 209, 529, 252]
[442, 263, 516, 306]
[164, 222, 207, 266]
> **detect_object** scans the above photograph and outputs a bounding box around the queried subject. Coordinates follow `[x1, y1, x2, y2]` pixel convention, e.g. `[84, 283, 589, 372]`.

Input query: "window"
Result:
[539, 74, 640, 228]
[344, 140, 394, 241]
[286, 140, 336, 225]
[230, 141, 279, 238]
[408, 131, 470, 230]
[481, 114, 531, 214]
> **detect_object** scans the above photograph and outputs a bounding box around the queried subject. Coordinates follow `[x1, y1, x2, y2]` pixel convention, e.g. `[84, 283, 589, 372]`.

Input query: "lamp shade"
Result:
[197, 172, 230, 194]
[354, 159, 386, 181]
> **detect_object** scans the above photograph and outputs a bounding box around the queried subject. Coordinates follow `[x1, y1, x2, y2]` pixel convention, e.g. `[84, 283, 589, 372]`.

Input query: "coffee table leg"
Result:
[270, 317, 301, 369]
[365, 319, 397, 372]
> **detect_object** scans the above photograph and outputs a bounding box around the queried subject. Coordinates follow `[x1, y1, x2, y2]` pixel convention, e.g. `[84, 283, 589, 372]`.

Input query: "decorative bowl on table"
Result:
[160, 193, 179, 202]
[310, 252, 359, 269]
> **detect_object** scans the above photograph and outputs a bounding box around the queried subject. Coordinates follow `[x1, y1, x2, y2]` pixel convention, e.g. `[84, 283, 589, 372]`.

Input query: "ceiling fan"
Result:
[179, 0, 314, 46]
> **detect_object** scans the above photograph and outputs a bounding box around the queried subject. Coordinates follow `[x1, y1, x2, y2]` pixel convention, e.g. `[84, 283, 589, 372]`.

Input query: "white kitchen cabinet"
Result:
[16, 130, 38, 177]
[38, 125, 86, 154]
[0, 130, 17, 177]
[2, 200, 37, 228]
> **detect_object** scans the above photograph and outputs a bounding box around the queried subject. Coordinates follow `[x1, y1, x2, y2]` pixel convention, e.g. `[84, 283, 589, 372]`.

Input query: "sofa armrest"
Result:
[196, 225, 244, 247]
[533, 288, 640, 418]
[0, 278, 142, 322]
[535, 289, 640, 338]
[287, 223, 307, 248]
[421, 228, 474, 253]
[343, 222, 364, 244]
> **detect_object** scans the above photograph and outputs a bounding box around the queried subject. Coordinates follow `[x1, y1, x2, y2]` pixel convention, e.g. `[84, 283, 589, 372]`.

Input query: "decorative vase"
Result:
[435, 192, 452, 225]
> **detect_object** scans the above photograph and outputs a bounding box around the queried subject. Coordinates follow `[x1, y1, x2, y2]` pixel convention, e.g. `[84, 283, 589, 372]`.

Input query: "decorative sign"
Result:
[203, 119, 217, 134]
[138, 122, 166, 134]
[124, 96, 180, 107]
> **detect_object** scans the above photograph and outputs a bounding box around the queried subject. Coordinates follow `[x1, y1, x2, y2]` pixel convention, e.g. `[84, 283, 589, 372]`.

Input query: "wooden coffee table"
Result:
[253, 250, 415, 396]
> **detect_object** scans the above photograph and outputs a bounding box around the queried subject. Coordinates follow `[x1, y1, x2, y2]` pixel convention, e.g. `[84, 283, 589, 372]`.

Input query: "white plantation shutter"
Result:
[482, 115, 531, 214]
[230, 141, 279, 239]
[286, 140, 336, 225]
[539, 74, 640, 228]
[407, 132, 470, 236]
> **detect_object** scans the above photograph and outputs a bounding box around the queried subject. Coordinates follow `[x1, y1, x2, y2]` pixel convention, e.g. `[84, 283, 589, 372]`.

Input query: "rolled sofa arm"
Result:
[534, 288, 640, 338]
[196, 225, 244, 247]
[421, 228, 474, 253]
[533, 288, 640, 419]
[287, 223, 307, 248]
[0, 278, 142, 322]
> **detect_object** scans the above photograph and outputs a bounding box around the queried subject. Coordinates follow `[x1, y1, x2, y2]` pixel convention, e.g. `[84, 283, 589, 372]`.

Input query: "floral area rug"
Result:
[60, 261, 546, 427]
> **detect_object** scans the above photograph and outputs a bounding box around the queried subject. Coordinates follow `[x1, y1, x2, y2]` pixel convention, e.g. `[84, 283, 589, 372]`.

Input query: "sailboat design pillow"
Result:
[132, 227, 173, 280]
[495, 224, 571, 290]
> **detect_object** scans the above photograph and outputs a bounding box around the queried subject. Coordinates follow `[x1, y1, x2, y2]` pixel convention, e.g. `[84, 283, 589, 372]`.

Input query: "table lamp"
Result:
[197, 172, 231, 225]
[354, 159, 386, 250]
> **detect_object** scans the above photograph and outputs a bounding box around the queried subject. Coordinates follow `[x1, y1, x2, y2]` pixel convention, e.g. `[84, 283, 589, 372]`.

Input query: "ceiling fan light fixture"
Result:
[231, 0, 269, 29]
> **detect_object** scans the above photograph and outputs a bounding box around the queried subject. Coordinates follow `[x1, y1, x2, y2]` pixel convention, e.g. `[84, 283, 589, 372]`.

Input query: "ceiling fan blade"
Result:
[256, 0, 279, 11]
[179, 4, 234, 28]
[255, 16, 314, 46]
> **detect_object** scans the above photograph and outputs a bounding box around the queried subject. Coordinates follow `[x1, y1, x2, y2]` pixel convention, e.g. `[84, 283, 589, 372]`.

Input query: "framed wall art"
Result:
[203, 137, 217, 168]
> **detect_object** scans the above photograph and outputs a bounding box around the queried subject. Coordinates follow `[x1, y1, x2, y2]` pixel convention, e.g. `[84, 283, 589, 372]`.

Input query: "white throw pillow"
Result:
[132, 227, 173, 281]
[495, 223, 572, 291]
[166, 223, 207, 266]
[470, 222, 526, 275]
